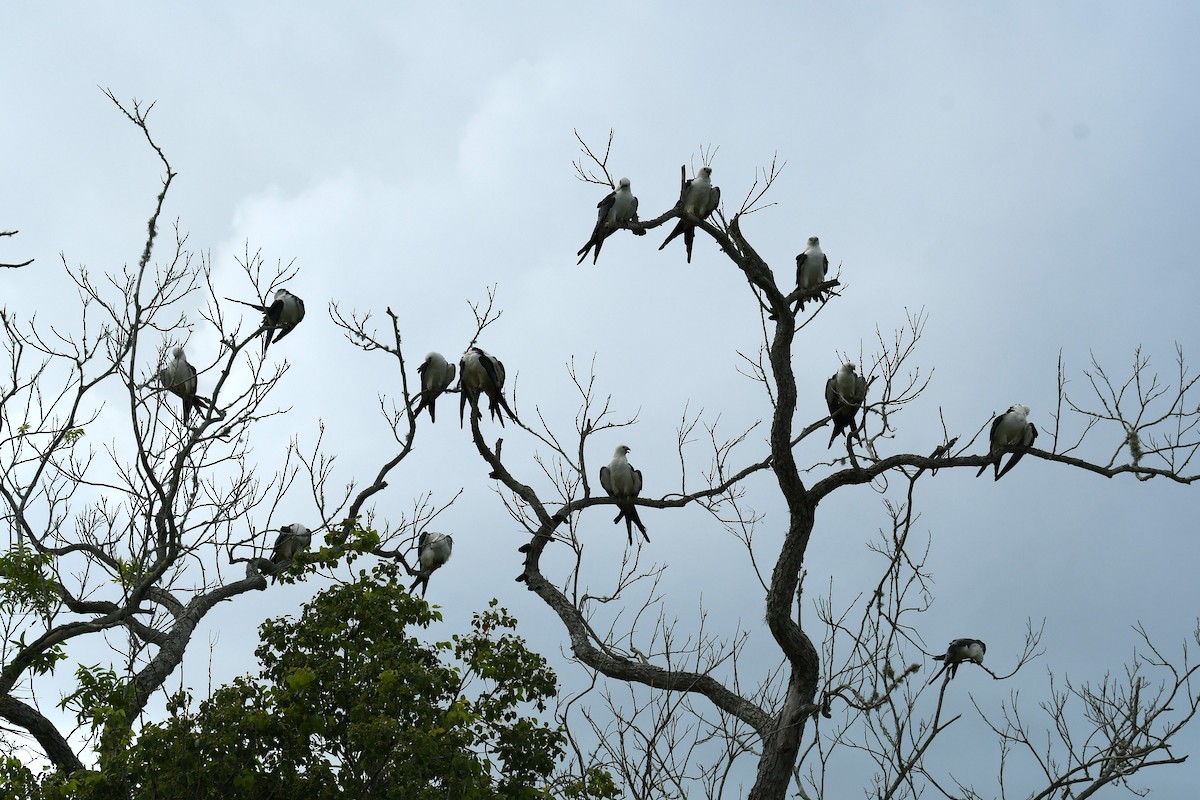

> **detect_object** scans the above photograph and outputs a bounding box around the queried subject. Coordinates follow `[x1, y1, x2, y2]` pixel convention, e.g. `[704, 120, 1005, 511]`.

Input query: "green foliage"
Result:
[0, 757, 41, 800]
[269, 516, 381, 585]
[47, 562, 572, 799]
[559, 766, 622, 800]
[58, 664, 137, 753]
[0, 546, 61, 618]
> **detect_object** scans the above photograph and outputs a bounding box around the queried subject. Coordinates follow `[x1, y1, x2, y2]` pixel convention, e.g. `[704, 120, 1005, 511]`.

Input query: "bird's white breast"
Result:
[995, 412, 1029, 446]
[798, 248, 826, 290]
[683, 175, 711, 215]
[834, 368, 856, 399]
[609, 458, 636, 494]
[610, 188, 636, 223]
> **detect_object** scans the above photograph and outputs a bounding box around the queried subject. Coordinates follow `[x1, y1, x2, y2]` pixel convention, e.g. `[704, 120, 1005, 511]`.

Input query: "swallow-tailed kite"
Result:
[226, 288, 306, 353]
[269, 522, 313, 580]
[158, 346, 209, 421]
[794, 236, 830, 312]
[409, 531, 453, 597]
[659, 166, 720, 263]
[928, 638, 986, 684]
[576, 177, 644, 265]
[458, 346, 515, 427]
[977, 404, 1037, 480]
[414, 352, 456, 424]
[599, 445, 649, 545]
[825, 362, 868, 448]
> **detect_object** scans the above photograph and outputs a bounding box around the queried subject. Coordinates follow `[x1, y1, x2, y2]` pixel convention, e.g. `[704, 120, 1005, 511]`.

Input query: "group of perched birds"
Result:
[151, 283, 510, 592]
[577, 165, 721, 266]
[152, 172, 1041, 656]
[157, 288, 306, 423]
[156, 288, 315, 582]
[573, 167, 1041, 686]
[266, 344, 506, 590]
[266, 523, 453, 598]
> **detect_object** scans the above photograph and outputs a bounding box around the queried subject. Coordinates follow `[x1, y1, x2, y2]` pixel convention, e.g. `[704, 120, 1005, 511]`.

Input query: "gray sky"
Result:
[3, 2, 1199, 795]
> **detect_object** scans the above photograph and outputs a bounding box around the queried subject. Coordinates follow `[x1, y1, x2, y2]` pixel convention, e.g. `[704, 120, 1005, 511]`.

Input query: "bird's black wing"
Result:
[596, 189, 617, 219]
[824, 375, 839, 416]
[577, 190, 618, 264]
[599, 465, 613, 496]
[702, 185, 721, 218]
[478, 352, 503, 391]
[265, 297, 285, 326]
[976, 415, 1005, 477]
[995, 423, 1037, 481]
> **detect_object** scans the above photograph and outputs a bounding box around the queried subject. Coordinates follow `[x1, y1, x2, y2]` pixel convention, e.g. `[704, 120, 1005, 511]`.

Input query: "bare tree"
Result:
[5, 103, 1198, 800]
[0, 93, 448, 775]
[368, 134, 1196, 800]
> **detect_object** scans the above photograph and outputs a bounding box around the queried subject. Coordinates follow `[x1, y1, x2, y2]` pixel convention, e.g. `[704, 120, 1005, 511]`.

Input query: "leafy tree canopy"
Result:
[7, 563, 602, 800]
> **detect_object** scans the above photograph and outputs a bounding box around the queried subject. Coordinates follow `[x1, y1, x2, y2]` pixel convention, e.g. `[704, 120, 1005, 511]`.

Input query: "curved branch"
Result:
[0, 695, 83, 773]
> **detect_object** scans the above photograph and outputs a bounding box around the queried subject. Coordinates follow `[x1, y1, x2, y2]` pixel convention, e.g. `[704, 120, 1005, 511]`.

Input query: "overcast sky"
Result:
[3, 3, 1200, 796]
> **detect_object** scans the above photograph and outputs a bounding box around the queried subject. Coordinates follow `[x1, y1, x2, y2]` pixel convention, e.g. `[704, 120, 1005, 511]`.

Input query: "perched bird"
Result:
[269, 522, 313, 580]
[598, 445, 649, 545]
[825, 363, 868, 448]
[414, 352, 456, 424]
[576, 177, 644, 265]
[158, 346, 208, 422]
[793, 236, 830, 312]
[928, 638, 986, 685]
[977, 405, 1038, 480]
[458, 346, 515, 427]
[226, 288, 306, 353]
[409, 531, 453, 597]
[659, 165, 721, 263]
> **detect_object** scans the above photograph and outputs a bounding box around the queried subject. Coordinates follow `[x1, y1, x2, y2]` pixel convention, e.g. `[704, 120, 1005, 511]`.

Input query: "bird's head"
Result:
[618, 177, 631, 189]
[274, 288, 290, 300]
[615, 444, 632, 456]
[842, 362, 857, 374]
[699, 166, 712, 178]
[808, 236, 820, 246]
[1009, 404, 1030, 416]
[172, 346, 185, 359]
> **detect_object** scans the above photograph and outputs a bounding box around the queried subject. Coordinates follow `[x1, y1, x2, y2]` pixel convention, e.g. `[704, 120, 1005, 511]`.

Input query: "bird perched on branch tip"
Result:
[825, 362, 868, 448]
[928, 638, 986, 684]
[977, 405, 1037, 480]
[414, 352, 456, 424]
[599, 445, 649, 545]
[226, 288, 306, 354]
[409, 531, 453, 597]
[659, 165, 720, 263]
[577, 177, 644, 265]
[158, 345, 210, 422]
[458, 346, 515, 427]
